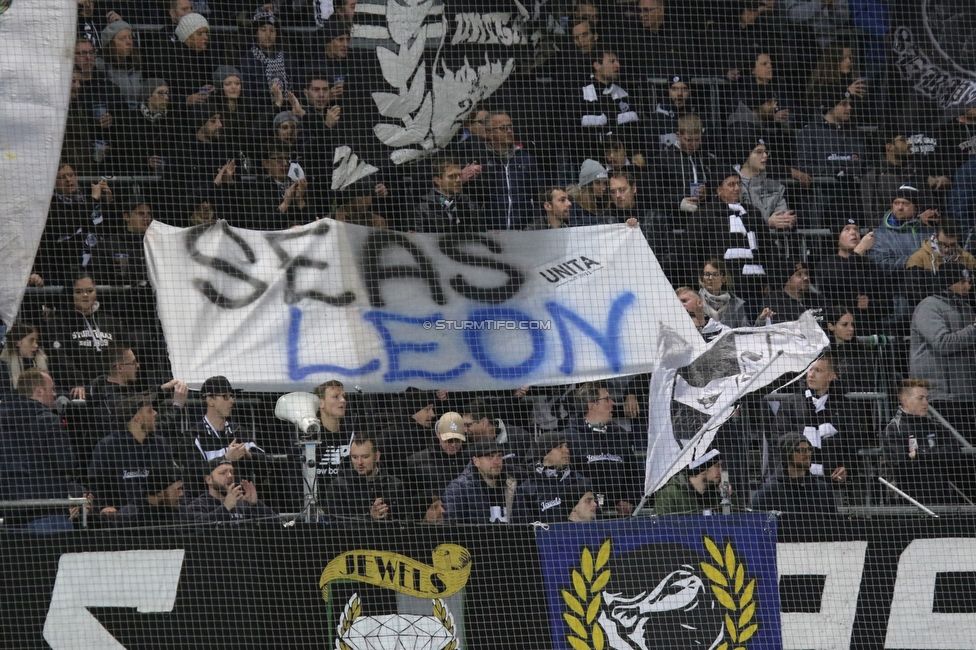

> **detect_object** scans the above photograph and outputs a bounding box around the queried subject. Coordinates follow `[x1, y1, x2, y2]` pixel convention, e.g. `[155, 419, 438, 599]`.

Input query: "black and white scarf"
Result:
[250, 46, 289, 93]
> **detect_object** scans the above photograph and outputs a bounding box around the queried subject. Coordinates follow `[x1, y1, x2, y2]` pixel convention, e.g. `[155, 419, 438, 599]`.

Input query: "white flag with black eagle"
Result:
[644, 311, 829, 497]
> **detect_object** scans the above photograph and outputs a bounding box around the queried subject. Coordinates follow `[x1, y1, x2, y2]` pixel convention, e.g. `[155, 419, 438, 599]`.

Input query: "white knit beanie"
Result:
[176, 13, 209, 43]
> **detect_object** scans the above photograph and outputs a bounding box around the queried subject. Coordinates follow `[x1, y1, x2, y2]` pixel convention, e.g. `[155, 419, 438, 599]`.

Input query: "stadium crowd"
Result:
[3, 0, 976, 529]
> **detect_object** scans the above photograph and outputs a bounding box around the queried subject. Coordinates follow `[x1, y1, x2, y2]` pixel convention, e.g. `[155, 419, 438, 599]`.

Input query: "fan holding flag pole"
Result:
[634, 311, 829, 516]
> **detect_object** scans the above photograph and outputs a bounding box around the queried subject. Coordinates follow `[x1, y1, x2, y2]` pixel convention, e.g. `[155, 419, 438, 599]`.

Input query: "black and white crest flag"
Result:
[644, 312, 828, 497]
[892, 0, 976, 112]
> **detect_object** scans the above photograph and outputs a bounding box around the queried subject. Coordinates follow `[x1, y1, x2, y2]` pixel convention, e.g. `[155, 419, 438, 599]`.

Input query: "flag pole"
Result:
[632, 349, 785, 517]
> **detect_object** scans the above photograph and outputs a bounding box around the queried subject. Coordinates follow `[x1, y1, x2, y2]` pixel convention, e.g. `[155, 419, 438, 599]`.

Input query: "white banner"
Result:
[644, 312, 829, 496]
[146, 221, 705, 392]
[0, 0, 75, 326]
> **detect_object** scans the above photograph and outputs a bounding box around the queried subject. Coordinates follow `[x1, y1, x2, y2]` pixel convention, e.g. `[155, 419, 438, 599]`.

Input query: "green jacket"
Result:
[653, 472, 739, 515]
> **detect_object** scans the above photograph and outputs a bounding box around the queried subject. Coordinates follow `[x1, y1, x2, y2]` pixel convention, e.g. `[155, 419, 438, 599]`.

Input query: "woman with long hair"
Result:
[96, 21, 144, 110]
[0, 323, 49, 398]
[806, 43, 867, 102]
[823, 306, 874, 394]
[212, 66, 261, 165]
[805, 43, 870, 124]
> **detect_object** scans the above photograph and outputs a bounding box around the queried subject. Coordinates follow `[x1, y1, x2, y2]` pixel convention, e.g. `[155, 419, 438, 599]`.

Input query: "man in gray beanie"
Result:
[569, 159, 610, 226]
[100, 20, 133, 50]
[212, 65, 241, 89]
[750, 433, 836, 515]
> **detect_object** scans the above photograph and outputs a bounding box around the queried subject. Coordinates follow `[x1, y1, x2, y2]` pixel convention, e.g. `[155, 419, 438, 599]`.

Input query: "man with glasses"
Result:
[907, 219, 975, 273]
[565, 383, 643, 517]
[734, 136, 793, 226]
[462, 111, 540, 230]
[183, 376, 264, 493]
[85, 346, 188, 464]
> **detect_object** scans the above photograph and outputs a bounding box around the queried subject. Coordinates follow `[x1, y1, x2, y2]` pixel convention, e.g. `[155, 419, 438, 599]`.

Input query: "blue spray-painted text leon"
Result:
[185, 224, 637, 384]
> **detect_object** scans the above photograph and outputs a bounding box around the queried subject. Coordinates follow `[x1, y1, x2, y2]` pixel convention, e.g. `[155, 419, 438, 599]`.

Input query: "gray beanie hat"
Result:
[141, 77, 168, 103]
[213, 65, 241, 87]
[779, 432, 808, 466]
[579, 159, 608, 187]
[101, 20, 132, 47]
[273, 111, 300, 128]
[176, 13, 209, 43]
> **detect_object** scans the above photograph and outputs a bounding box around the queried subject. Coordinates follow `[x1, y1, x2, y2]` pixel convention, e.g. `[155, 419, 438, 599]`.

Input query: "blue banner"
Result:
[535, 515, 780, 650]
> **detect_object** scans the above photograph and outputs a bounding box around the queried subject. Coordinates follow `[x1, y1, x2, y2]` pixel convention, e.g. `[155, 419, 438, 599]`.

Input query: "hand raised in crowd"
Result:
[286, 91, 306, 118]
[330, 81, 345, 100]
[830, 466, 847, 483]
[325, 104, 341, 128]
[374, 183, 389, 198]
[853, 231, 875, 255]
[773, 108, 790, 123]
[105, 11, 123, 22]
[461, 162, 482, 181]
[240, 479, 258, 505]
[28, 273, 44, 287]
[160, 379, 189, 405]
[187, 85, 213, 105]
[513, 386, 530, 398]
[225, 439, 252, 462]
[91, 179, 112, 202]
[280, 179, 308, 212]
[223, 483, 245, 510]
[288, 178, 308, 199]
[847, 79, 868, 98]
[148, 155, 166, 170]
[929, 175, 951, 191]
[70, 386, 87, 400]
[624, 394, 640, 419]
[919, 208, 940, 226]
[767, 210, 796, 229]
[214, 159, 236, 186]
[370, 497, 390, 520]
[758, 307, 775, 322]
[98, 111, 113, 128]
[435, 389, 449, 400]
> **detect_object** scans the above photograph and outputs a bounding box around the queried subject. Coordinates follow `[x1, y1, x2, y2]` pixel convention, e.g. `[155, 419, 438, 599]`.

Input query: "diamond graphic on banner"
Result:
[336, 594, 458, 650]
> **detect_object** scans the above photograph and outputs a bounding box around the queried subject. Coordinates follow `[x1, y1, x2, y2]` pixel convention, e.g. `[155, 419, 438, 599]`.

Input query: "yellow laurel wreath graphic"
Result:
[433, 598, 458, 650]
[701, 536, 758, 650]
[335, 594, 362, 650]
[561, 538, 612, 650]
